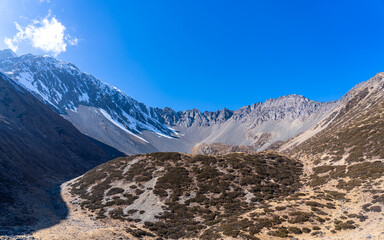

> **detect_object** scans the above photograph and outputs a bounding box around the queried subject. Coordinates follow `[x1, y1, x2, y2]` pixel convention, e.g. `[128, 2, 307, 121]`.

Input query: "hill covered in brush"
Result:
[68, 152, 302, 239]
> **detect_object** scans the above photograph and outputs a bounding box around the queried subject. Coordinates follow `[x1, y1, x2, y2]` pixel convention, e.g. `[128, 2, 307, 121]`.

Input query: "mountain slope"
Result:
[63, 106, 158, 154]
[279, 72, 384, 197]
[269, 72, 384, 239]
[280, 72, 384, 161]
[0, 72, 117, 234]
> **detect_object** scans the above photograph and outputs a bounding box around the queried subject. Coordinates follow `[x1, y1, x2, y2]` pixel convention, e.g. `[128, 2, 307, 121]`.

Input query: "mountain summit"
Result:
[0, 49, 17, 60]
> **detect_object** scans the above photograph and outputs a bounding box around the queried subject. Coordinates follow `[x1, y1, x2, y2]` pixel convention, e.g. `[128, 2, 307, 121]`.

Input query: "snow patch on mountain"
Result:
[16, 72, 36, 92]
[99, 109, 149, 143]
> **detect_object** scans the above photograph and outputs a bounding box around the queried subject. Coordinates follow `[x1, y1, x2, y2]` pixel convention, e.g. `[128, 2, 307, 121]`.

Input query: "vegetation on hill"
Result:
[70, 152, 303, 239]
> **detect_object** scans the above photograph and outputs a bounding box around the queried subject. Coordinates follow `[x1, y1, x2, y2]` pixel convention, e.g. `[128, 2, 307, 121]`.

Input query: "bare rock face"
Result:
[161, 95, 335, 128]
[159, 107, 234, 127]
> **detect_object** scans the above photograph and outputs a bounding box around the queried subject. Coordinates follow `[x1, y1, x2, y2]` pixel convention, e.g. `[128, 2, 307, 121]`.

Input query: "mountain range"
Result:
[0, 49, 337, 155]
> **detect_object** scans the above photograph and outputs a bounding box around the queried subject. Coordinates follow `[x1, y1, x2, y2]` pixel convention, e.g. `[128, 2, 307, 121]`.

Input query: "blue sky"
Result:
[1, 0, 384, 111]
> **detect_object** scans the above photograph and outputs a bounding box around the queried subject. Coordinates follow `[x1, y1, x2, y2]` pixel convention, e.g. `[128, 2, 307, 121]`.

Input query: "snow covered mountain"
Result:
[0, 49, 338, 154]
[0, 50, 174, 138]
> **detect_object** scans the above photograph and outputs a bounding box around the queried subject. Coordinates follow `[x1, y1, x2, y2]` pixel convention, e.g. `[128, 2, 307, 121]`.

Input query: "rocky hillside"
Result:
[0, 49, 337, 154]
[279, 72, 384, 193]
[160, 95, 333, 129]
[41, 149, 383, 239]
[271, 72, 384, 239]
[281, 72, 384, 161]
[66, 152, 302, 239]
[0, 72, 117, 234]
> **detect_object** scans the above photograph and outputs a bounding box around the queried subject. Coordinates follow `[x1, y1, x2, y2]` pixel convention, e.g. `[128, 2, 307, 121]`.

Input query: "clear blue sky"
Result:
[1, 0, 384, 111]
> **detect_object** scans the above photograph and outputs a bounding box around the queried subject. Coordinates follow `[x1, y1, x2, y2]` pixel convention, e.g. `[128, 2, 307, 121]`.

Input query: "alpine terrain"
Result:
[0, 48, 383, 240]
[0, 49, 337, 154]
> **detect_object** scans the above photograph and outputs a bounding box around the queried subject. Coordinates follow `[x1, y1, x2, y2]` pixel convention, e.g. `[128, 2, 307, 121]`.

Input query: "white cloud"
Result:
[4, 12, 78, 56]
[4, 37, 18, 52]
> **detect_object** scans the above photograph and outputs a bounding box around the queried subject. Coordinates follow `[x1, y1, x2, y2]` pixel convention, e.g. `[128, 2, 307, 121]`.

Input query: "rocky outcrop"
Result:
[159, 107, 234, 127]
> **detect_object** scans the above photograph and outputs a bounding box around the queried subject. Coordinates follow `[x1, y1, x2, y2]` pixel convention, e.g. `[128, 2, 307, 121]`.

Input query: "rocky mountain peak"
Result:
[0, 49, 17, 60]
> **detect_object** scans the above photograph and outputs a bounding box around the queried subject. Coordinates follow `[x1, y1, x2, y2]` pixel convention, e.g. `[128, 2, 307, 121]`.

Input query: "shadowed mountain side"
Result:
[0, 72, 117, 235]
[85, 136, 126, 159]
